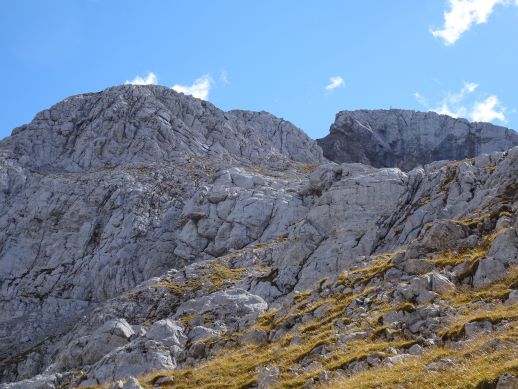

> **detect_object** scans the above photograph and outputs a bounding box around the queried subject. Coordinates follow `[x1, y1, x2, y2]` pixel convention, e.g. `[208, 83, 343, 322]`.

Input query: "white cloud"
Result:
[415, 82, 507, 123]
[431, 0, 512, 45]
[125, 72, 157, 85]
[472, 95, 506, 122]
[172, 74, 212, 100]
[325, 76, 345, 91]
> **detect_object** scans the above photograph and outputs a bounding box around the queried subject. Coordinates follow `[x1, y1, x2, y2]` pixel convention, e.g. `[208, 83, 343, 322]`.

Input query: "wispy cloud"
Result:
[431, 0, 515, 45]
[325, 76, 345, 92]
[172, 74, 213, 100]
[414, 92, 429, 108]
[415, 82, 507, 123]
[433, 81, 478, 118]
[125, 72, 158, 85]
[219, 69, 229, 85]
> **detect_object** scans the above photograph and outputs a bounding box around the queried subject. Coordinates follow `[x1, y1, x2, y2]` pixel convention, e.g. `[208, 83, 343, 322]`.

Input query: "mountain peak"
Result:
[318, 108, 518, 170]
[1, 85, 323, 173]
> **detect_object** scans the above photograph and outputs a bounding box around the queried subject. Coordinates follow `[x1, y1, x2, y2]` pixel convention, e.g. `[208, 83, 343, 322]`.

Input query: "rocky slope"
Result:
[0, 85, 517, 389]
[317, 109, 518, 170]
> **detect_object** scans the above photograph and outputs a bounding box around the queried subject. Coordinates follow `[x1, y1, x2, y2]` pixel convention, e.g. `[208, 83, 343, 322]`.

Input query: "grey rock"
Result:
[408, 344, 423, 355]
[506, 290, 518, 305]
[228, 110, 325, 164]
[240, 329, 268, 346]
[496, 375, 518, 389]
[257, 366, 280, 389]
[174, 288, 268, 326]
[0, 375, 57, 389]
[396, 273, 453, 303]
[488, 228, 518, 266]
[414, 220, 470, 253]
[121, 377, 144, 389]
[82, 338, 176, 385]
[188, 326, 224, 344]
[145, 319, 187, 348]
[383, 354, 414, 366]
[464, 320, 493, 338]
[396, 258, 434, 275]
[306, 163, 342, 193]
[109, 380, 124, 389]
[426, 358, 455, 371]
[473, 258, 506, 288]
[153, 376, 175, 386]
[430, 273, 455, 295]
[56, 318, 135, 369]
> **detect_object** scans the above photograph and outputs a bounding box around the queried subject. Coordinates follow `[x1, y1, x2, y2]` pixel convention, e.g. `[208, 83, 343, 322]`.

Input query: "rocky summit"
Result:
[1, 85, 518, 389]
[318, 109, 518, 170]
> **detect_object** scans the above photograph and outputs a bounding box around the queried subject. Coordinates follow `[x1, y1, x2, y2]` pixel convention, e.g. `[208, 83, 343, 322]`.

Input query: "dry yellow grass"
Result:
[329, 322, 518, 389]
[140, 252, 518, 388]
[139, 284, 382, 388]
[337, 252, 396, 287]
[138, 244, 518, 389]
[140, 331, 419, 389]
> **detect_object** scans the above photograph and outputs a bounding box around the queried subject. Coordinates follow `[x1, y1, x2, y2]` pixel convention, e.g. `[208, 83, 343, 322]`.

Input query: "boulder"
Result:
[145, 319, 187, 349]
[81, 339, 176, 385]
[473, 258, 506, 288]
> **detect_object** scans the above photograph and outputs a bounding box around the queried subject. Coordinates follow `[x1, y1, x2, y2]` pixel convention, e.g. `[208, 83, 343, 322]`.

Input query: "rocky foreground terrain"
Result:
[1, 85, 518, 388]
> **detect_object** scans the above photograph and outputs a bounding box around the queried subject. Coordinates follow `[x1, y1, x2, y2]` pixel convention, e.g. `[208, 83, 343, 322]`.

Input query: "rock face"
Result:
[1, 86, 518, 388]
[317, 109, 518, 170]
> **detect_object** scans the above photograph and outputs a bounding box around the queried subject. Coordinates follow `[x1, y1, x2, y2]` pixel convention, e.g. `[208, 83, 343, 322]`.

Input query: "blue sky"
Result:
[1, 0, 517, 140]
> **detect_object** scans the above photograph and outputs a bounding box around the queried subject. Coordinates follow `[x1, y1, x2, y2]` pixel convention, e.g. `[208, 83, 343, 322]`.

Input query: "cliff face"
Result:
[1, 87, 518, 388]
[317, 109, 518, 170]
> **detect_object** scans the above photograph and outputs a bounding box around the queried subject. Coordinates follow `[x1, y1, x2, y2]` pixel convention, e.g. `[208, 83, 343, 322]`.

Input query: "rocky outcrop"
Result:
[317, 109, 518, 170]
[1, 86, 518, 388]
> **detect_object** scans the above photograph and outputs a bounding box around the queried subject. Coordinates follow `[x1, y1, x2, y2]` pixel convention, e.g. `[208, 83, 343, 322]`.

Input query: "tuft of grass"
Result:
[300, 163, 319, 173]
[396, 302, 416, 313]
[428, 246, 487, 268]
[207, 261, 246, 290]
[417, 196, 432, 206]
[153, 259, 246, 298]
[293, 289, 313, 303]
[346, 254, 396, 286]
